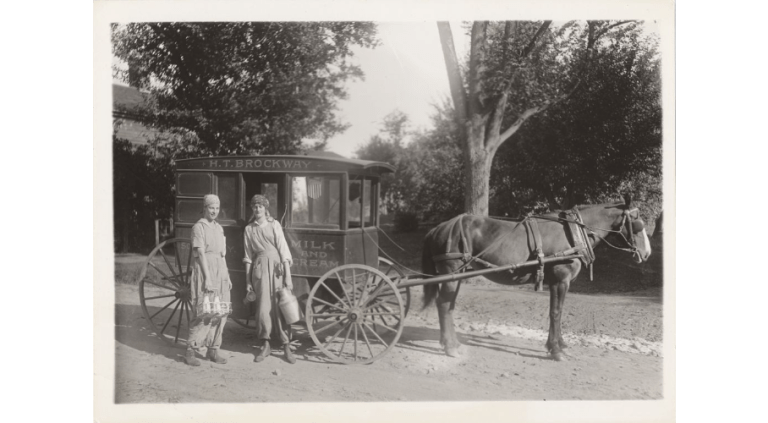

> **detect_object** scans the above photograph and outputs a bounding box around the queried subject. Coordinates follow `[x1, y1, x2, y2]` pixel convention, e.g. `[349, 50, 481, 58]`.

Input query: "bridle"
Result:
[523, 207, 645, 261]
[577, 207, 644, 261]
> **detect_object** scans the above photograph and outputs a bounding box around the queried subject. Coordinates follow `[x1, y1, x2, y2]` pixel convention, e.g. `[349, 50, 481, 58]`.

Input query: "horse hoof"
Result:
[445, 347, 461, 357]
[551, 352, 566, 362]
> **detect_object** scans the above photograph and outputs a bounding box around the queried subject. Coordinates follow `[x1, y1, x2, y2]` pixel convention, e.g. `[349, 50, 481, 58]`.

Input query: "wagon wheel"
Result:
[378, 257, 411, 317]
[306, 264, 405, 365]
[138, 238, 195, 347]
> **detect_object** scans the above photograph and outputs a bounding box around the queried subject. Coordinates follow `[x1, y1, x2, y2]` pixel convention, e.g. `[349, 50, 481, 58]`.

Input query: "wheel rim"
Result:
[377, 257, 410, 317]
[306, 265, 404, 365]
[138, 238, 195, 347]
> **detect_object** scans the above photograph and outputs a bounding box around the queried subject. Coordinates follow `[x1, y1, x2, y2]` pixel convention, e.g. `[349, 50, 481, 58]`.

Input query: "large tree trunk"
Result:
[464, 147, 492, 215]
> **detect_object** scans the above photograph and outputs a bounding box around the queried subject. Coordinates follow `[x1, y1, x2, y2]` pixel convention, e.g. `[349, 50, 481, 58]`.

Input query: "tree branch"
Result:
[497, 79, 580, 144]
[595, 20, 637, 40]
[437, 22, 469, 124]
[520, 21, 552, 58]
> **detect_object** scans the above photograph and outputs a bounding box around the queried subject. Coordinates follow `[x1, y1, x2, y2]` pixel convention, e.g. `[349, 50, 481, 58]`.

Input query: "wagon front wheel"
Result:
[306, 264, 405, 365]
[138, 238, 195, 347]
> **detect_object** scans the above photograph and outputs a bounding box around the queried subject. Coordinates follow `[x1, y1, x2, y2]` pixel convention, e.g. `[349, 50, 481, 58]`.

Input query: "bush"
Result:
[394, 211, 419, 232]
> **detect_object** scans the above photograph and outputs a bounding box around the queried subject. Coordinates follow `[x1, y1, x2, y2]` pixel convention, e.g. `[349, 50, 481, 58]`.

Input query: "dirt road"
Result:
[114, 282, 663, 402]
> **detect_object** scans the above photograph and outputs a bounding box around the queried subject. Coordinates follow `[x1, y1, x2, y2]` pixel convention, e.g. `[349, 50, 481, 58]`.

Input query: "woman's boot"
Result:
[185, 348, 201, 366]
[283, 343, 296, 364]
[207, 348, 227, 364]
[254, 342, 271, 363]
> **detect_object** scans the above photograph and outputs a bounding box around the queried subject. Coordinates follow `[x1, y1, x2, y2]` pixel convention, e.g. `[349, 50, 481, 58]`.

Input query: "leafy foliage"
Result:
[356, 104, 465, 221]
[112, 22, 379, 156]
[112, 123, 175, 253]
[491, 23, 662, 223]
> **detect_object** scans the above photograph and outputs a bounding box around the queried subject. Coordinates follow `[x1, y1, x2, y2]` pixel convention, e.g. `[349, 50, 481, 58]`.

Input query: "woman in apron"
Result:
[243, 195, 295, 364]
[185, 194, 232, 366]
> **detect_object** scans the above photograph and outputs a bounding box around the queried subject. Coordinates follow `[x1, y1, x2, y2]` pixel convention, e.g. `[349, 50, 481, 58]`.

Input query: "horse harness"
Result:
[431, 211, 599, 292]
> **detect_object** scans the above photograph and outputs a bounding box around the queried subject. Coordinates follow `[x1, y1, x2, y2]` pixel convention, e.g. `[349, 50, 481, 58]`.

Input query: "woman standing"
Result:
[185, 194, 232, 366]
[243, 195, 296, 364]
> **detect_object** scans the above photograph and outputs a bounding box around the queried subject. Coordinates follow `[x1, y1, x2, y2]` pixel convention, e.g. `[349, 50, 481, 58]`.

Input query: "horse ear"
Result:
[622, 192, 632, 208]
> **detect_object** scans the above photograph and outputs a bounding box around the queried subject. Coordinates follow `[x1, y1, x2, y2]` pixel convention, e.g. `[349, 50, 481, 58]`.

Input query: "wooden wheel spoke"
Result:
[148, 261, 172, 281]
[150, 298, 178, 320]
[183, 242, 193, 285]
[174, 301, 185, 343]
[145, 293, 177, 301]
[184, 301, 191, 326]
[361, 321, 389, 347]
[160, 301, 181, 335]
[313, 312, 348, 319]
[333, 272, 354, 308]
[367, 320, 398, 334]
[323, 320, 352, 350]
[314, 318, 349, 336]
[362, 299, 400, 312]
[371, 307, 400, 326]
[339, 322, 353, 356]
[320, 280, 350, 309]
[358, 322, 375, 357]
[311, 297, 348, 313]
[159, 249, 179, 279]
[354, 324, 358, 361]
[143, 279, 178, 292]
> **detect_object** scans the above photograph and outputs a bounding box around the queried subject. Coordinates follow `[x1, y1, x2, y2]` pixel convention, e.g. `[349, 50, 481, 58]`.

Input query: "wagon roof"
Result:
[175, 155, 395, 174]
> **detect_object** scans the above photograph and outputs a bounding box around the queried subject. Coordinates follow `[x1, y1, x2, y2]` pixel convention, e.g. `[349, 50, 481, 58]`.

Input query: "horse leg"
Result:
[546, 277, 571, 361]
[545, 280, 562, 360]
[435, 280, 462, 357]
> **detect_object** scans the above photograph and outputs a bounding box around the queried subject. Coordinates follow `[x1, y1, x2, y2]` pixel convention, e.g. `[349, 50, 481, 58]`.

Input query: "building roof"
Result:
[113, 83, 146, 111]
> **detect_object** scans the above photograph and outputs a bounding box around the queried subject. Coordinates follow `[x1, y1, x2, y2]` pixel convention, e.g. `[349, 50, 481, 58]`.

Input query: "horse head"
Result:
[617, 194, 652, 264]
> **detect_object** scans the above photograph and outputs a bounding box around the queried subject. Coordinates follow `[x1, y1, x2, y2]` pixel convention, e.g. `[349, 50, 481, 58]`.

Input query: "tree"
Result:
[491, 24, 662, 221]
[112, 126, 175, 252]
[356, 104, 465, 221]
[112, 22, 379, 156]
[355, 110, 410, 212]
[438, 20, 641, 215]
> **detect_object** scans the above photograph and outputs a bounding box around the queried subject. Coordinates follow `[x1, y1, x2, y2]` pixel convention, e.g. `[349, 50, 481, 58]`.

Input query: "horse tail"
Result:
[422, 230, 439, 310]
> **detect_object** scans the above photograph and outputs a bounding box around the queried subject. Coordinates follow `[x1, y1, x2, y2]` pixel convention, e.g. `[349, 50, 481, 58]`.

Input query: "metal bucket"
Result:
[278, 288, 301, 325]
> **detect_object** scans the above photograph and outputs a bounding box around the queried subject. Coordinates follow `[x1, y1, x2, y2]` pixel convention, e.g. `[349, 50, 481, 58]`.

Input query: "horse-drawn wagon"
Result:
[137, 154, 652, 365]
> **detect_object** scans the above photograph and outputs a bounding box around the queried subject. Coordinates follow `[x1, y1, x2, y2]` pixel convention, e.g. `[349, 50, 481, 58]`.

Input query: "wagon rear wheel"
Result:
[138, 238, 195, 347]
[378, 257, 410, 317]
[306, 264, 405, 365]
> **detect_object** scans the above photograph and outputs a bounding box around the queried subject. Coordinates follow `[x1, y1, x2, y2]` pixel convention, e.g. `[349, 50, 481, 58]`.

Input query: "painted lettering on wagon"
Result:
[206, 159, 311, 169]
[290, 240, 339, 269]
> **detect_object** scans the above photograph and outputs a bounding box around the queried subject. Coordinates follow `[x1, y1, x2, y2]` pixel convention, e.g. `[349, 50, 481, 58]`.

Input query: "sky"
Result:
[324, 22, 468, 158]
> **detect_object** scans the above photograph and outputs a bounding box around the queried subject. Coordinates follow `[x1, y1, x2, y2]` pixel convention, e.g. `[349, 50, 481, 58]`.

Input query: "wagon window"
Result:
[176, 199, 204, 222]
[177, 173, 211, 196]
[261, 183, 279, 219]
[363, 179, 373, 227]
[216, 173, 238, 221]
[291, 176, 341, 229]
[348, 179, 362, 227]
[349, 178, 375, 228]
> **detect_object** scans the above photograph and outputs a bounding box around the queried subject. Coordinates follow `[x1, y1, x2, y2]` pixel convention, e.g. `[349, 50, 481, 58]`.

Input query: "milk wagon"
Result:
[137, 154, 603, 365]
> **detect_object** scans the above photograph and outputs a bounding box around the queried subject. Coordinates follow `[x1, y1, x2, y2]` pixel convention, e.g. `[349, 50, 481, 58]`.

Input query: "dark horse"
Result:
[421, 197, 652, 361]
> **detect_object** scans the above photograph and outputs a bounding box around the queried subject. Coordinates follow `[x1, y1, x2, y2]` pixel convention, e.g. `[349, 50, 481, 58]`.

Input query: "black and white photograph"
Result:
[94, 1, 675, 421]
